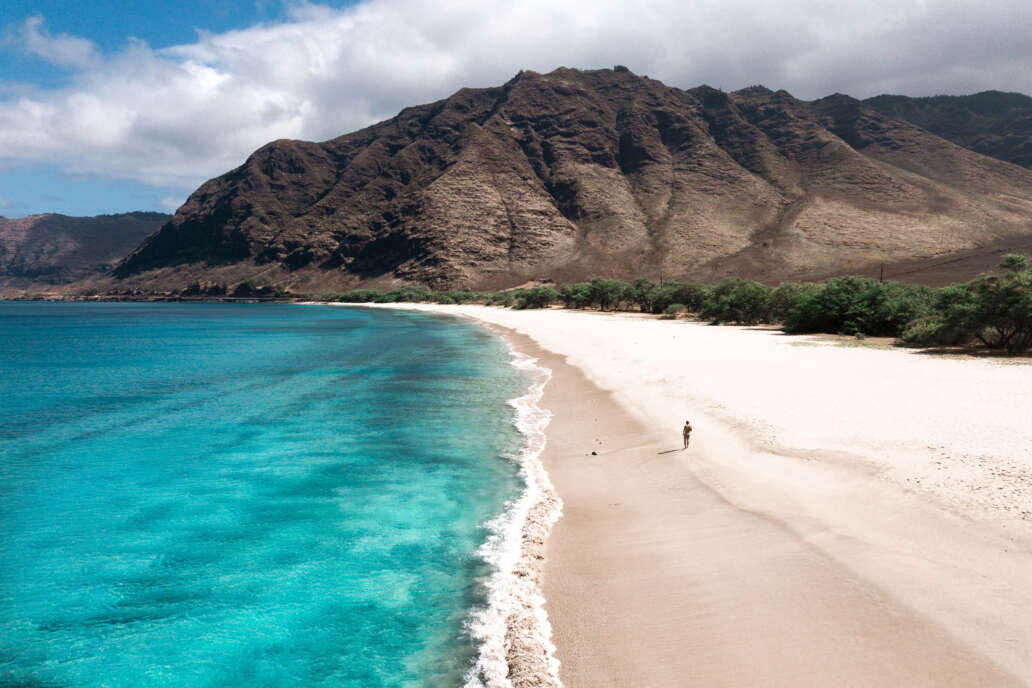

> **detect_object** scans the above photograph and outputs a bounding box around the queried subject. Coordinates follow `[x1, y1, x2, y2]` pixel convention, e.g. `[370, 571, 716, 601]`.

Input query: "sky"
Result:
[1, 0, 1030, 218]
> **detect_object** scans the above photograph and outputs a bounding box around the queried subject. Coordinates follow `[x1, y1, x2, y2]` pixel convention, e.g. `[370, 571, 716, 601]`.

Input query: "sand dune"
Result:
[379, 304, 1032, 685]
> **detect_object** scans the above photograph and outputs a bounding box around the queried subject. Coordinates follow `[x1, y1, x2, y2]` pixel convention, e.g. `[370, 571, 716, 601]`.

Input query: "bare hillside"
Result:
[109, 68, 1032, 293]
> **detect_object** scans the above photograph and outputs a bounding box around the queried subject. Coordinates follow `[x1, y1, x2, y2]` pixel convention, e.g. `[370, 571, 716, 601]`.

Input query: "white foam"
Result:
[463, 349, 563, 688]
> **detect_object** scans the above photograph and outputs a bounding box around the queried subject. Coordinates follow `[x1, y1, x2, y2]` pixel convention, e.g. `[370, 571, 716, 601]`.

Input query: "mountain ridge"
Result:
[864, 90, 1032, 170]
[95, 68, 1032, 292]
[0, 212, 169, 294]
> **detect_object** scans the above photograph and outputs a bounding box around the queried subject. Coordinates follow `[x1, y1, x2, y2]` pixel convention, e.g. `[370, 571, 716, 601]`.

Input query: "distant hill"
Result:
[0, 212, 169, 293]
[865, 91, 1032, 170]
[104, 68, 1032, 293]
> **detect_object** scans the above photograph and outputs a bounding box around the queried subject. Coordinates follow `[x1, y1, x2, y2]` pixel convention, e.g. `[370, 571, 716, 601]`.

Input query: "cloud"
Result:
[1, 0, 1030, 196]
[159, 196, 185, 212]
[11, 15, 100, 69]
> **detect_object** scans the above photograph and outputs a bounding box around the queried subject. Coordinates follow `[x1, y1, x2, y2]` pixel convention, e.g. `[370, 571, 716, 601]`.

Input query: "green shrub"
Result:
[514, 286, 559, 309]
[441, 290, 480, 303]
[674, 282, 710, 312]
[768, 283, 818, 322]
[559, 283, 593, 308]
[327, 288, 381, 303]
[700, 278, 772, 324]
[900, 317, 943, 345]
[659, 303, 686, 318]
[1000, 254, 1030, 274]
[648, 282, 708, 314]
[899, 316, 970, 347]
[935, 259, 1032, 352]
[378, 285, 435, 303]
[629, 278, 657, 312]
[588, 278, 629, 311]
[486, 292, 515, 307]
[783, 277, 933, 336]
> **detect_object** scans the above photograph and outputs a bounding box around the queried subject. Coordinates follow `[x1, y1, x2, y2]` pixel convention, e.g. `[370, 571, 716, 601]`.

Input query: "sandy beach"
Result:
[380, 304, 1032, 686]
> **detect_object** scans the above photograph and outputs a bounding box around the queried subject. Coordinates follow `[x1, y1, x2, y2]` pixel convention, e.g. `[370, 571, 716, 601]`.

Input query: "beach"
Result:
[382, 304, 1032, 686]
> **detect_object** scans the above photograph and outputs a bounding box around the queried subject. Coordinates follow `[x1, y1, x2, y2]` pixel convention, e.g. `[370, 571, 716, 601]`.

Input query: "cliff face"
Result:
[865, 91, 1032, 171]
[113, 68, 1032, 291]
[0, 212, 168, 291]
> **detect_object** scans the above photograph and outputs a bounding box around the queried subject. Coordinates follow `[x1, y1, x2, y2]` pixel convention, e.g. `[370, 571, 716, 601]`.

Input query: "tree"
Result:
[700, 278, 772, 324]
[514, 286, 559, 309]
[783, 277, 932, 336]
[768, 283, 817, 322]
[588, 278, 629, 311]
[1000, 253, 1030, 274]
[629, 278, 657, 312]
[559, 283, 592, 308]
[943, 270, 1032, 352]
[649, 282, 709, 314]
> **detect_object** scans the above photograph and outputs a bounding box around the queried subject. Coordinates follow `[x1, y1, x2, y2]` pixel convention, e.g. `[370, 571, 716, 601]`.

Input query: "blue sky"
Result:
[1, 0, 1030, 218]
[0, 166, 175, 217]
[2, 1, 336, 81]
[0, 0, 354, 217]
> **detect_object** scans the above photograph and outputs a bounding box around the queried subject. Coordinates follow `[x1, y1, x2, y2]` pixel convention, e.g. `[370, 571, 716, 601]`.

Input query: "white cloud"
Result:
[0, 0, 1030, 195]
[14, 15, 100, 69]
[159, 196, 185, 212]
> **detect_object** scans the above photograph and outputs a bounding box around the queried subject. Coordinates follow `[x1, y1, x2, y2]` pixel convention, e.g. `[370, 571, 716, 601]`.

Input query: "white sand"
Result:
[372, 304, 1032, 683]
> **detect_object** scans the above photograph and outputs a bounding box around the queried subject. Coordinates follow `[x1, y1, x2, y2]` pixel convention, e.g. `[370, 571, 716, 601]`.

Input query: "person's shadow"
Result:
[656, 448, 684, 454]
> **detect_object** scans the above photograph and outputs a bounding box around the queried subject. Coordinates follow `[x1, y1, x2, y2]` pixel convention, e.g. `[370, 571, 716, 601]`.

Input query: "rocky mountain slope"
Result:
[1, 212, 168, 292]
[112, 68, 1032, 292]
[865, 91, 1032, 170]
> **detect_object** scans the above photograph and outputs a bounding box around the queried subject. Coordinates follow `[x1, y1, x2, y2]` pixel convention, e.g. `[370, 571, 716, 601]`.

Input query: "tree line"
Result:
[320, 254, 1032, 353]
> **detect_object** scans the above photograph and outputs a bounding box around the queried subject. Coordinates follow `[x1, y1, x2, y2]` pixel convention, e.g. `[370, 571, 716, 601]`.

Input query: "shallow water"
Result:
[0, 302, 526, 687]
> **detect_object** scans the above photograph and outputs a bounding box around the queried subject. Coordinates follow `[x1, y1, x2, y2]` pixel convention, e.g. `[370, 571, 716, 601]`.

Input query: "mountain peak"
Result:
[110, 68, 1032, 293]
[733, 85, 774, 97]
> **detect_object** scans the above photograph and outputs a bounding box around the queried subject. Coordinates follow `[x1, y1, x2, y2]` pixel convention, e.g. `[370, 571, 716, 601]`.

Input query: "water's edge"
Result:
[308, 304, 565, 687]
[463, 344, 563, 688]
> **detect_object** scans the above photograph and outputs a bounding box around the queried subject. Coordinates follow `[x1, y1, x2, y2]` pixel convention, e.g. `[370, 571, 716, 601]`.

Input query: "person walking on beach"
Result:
[682, 420, 693, 449]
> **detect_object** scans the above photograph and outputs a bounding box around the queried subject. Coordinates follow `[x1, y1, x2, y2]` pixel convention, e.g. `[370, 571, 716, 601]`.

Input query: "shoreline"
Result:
[348, 304, 1032, 684]
[462, 344, 562, 688]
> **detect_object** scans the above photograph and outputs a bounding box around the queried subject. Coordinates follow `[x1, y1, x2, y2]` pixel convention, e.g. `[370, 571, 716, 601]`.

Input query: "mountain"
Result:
[1, 212, 169, 293]
[864, 91, 1032, 170]
[112, 68, 1032, 293]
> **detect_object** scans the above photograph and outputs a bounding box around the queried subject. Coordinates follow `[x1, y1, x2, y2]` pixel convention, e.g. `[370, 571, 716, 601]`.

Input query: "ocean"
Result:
[0, 302, 551, 687]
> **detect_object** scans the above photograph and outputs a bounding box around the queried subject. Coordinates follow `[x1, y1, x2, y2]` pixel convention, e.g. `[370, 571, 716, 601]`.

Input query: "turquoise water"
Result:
[0, 302, 527, 687]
